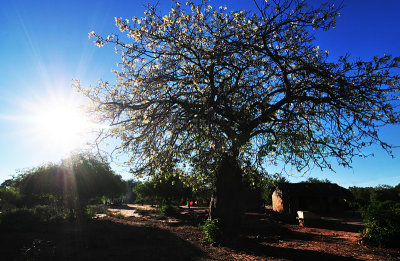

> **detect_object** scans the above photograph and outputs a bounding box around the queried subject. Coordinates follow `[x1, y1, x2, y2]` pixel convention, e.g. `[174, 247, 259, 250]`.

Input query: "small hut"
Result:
[272, 182, 353, 215]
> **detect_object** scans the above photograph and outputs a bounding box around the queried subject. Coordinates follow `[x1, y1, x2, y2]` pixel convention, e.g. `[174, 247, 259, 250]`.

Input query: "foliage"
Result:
[302, 177, 332, 183]
[370, 184, 400, 203]
[132, 175, 192, 205]
[15, 153, 125, 219]
[79, 0, 400, 180]
[0, 187, 22, 210]
[33, 205, 67, 223]
[131, 181, 154, 204]
[86, 204, 108, 217]
[1, 179, 18, 189]
[160, 204, 179, 216]
[200, 219, 223, 243]
[349, 184, 400, 208]
[360, 201, 400, 248]
[0, 205, 71, 230]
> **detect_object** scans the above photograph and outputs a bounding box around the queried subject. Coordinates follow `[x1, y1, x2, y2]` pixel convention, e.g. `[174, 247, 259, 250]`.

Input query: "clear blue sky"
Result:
[0, 0, 399, 187]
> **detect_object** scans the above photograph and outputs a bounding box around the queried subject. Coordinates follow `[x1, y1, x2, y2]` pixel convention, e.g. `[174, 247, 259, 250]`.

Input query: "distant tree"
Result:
[17, 153, 125, 220]
[1, 179, 15, 189]
[133, 174, 191, 205]
[349, 184, 400, 208]
[348, 186, 374, 207]
[132, 181, 153, 204]
[370, 184, 399, 203]
[302, 177, 332, 183]
[79, 0, 400, 232]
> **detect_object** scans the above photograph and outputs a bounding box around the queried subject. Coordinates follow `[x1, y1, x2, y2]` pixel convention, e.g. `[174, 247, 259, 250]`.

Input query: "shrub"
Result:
[360, 201, 400, 248]
[33, 205, 69, 223]
[0, 188, 21, 210]
[86, 204, 108, 217]
[160, 205, 179, 216]
[34, 205, 57, 222]
[200, 219, 223, 243]
[0, 208, 40, 231]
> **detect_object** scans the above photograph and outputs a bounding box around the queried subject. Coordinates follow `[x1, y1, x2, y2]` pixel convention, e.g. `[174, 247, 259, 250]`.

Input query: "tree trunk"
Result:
[209, 153, 243, 235]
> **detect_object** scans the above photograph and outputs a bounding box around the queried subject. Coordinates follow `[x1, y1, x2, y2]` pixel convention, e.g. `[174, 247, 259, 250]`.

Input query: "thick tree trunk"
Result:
[209, 153, 243, 235]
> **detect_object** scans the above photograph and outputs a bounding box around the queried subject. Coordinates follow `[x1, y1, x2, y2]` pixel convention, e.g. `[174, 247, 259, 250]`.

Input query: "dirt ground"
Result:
[1, 204, 399, 260]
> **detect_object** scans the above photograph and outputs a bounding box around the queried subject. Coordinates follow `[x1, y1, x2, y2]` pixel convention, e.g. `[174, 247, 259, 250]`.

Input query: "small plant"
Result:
[200, 219, 223, 243]
[360, 201, 400, 248]
[160, 205, 178, 216]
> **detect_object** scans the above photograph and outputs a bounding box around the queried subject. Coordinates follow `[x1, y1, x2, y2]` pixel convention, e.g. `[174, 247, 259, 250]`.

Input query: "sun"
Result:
[35, 103, 88, 143]
[27, 94, 94, 154]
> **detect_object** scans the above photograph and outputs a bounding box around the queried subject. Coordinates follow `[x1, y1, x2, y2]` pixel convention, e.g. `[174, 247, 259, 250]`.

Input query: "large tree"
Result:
[78, 0, 400, 231]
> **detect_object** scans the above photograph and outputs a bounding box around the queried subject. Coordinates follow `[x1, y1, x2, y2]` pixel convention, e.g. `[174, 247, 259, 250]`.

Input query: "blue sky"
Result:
[0, 0, 399, 187]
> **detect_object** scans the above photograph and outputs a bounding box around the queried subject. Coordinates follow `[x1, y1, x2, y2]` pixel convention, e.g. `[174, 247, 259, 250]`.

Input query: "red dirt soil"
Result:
[1, 204, 399, 260]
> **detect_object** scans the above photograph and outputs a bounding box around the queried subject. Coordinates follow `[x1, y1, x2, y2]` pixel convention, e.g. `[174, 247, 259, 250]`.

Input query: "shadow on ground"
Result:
[226, 237, 358, 261]
[311, 218, 364, 233]
[221, 212, 362, 261]
[0, 219, 207, 261]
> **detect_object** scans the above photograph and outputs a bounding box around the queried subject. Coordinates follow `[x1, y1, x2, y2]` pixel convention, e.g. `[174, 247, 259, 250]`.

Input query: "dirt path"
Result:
[106, 205, 399, 260]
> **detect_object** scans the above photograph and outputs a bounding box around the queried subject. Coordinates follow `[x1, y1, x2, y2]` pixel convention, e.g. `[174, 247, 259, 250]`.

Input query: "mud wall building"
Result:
[272, 182, 353, 215]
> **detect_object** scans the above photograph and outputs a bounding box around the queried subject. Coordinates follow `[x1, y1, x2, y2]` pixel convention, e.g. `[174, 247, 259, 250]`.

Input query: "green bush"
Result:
[0, 187, 21, 210]
[200, 219, 223, 243]
[33, 205, 68, 223]
[34, 205, 56, 222]
[360, 201, 400, 248]
[86, 204, 108, 217]
[160, 205, 179, 216]
[0, 208, 40, 231]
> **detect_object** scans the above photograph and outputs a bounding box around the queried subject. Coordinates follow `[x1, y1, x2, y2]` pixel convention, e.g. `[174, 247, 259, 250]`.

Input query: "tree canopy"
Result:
[16, 153, 125, 214]
[79, 0, 400, 180]
[132, 175, 192, 205]
[78, 0, 400, 230]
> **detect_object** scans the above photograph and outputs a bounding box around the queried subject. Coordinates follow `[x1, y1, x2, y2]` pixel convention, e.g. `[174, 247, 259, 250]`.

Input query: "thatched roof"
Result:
[275, 182, 354, 199]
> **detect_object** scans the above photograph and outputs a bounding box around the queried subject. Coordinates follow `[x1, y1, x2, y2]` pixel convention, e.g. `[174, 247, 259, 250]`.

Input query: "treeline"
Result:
[127, 176, 212, 207]
[349, 184, 400, 208]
